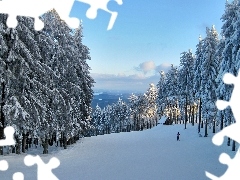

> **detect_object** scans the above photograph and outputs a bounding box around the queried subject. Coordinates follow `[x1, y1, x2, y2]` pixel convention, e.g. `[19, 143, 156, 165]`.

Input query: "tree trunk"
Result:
[34, 138, 38, 148]
[60, 132, 63, 147]
[185, 96, 188, 129]
[16, 137, 21, 154]
[204, 120, 208, 137]
[27, 137, 31, 149]
[227, 137, 231, 146]
[232, 140, 236, 151]
[192, 105, 194, 126]
[220, 114, 224, 130]
[0, 82, 5, 155]
[67, 138, 71, 145]
[43, 138, 48, 154]
[12, 145, 16, 153]
[22, 133, 27, 153]
[195, 104, 198, 123]
[189, 105, 192, 124]
[213, 120, 216, 133]
[198, 98, 202, 133]
[63, 134, 67, 149]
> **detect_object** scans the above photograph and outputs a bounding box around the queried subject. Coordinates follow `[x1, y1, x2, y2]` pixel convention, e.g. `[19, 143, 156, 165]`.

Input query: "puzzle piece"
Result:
[206, 149, 240, 179]
[206, 71, 240, 179]
[0, 126, 15, 146]
[0, 0, 122, 31]
[0, 0, 79, 30]
[24, 155, 60, 180]
[0, 160, 8, 171]
[12, 172, 24, 180]
[212, 72, 240, 146]
[76, 0, 123, 30]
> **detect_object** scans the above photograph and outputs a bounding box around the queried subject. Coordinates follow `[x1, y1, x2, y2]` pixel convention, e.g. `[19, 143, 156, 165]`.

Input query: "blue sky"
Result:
[70, 0, 226, 93]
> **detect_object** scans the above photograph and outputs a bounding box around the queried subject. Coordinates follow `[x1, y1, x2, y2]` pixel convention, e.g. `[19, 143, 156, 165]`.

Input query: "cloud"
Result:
[91, 73, 159, 93]
[91, 62, 173, 92]
[135, 61, 172, 75]
[135, 60, 156, 74]
[155, 63, 172, 74]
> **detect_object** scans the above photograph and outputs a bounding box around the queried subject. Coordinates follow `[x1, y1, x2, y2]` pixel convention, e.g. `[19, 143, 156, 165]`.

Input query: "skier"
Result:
[177, 132, 180, 141]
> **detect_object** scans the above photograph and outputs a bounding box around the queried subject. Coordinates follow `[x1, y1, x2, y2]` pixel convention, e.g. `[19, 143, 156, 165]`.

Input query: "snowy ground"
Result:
[0, 120, 237, 180]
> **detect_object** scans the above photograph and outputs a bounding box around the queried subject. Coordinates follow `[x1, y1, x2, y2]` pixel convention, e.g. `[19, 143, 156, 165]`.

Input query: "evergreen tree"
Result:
[92, 104, 102, 135]
[128, 93, 139, 131]
[0, 10, 94, 154]
[178, 50, 195, 129]
[215, 36, 225, 130]
[201, 26, 219, 136]
[145, 83, 158, 128]
[156, 71, 166, 118]
[193, 35, 204, 133]
[165, 64, 179, 97]
[216, 0, 240, 130]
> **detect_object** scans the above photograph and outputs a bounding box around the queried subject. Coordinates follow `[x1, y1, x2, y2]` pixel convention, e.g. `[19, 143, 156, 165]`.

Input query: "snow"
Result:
[0, 121, 237, 180]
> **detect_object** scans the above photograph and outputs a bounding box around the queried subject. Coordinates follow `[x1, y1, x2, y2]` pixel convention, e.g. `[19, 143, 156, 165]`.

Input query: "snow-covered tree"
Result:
[128, 93, 139, 131]
[165, 64, 179, 97]
[101, 105, 112, 134]
[0, 15, 47, 154]
[156, 71, 166, 118]
[178, 49, 195, 129]
[216, 0, 240, 131]
[193, 35, 204, 132]
[201, 26, 219, 136]
[215, 36, 225, 130]
[145, 83, 158, 128]
[92, 105, 102, 135]
[0, 10, 94, 154]
[112, 98, 130, 132]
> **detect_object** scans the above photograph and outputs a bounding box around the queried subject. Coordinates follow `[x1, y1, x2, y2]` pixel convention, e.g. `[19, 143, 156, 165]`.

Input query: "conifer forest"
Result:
[1, 0, 240, 155]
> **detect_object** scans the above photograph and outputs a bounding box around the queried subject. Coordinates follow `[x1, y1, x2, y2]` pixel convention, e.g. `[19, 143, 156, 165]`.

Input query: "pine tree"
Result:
[193, 35, 204, 133]
[145, 83, 158, 128]
[165, 64, 179, 97]
[156, 71, 166, 118]
[216, 0, 240, 131]
[214, 36, 225, 131]
[92, 104, 102, 136]
[0, 15, 47, 154]
[128, 93, 139, 131]
[201, 26, 219, 136]
[178, 50, 195, 129]
[0, 10, 94, 154]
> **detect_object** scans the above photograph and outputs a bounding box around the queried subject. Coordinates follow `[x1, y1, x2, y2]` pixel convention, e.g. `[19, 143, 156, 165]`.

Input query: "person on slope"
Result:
[177, 132, 180, 141]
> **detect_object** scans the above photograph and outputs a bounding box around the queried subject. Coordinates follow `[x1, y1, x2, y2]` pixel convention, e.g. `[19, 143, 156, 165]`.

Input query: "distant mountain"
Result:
[91, 91, 138, 110]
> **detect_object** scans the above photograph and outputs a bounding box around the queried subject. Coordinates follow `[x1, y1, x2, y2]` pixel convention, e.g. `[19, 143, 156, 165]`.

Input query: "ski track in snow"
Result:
[0, 121, 236, 180]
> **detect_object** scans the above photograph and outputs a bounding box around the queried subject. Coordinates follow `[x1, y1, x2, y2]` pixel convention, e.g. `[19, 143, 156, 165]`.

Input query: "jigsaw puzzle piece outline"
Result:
[212, 122, 240, 146]
[0, 160, 8, 171]
[0, 0, 55, 30]
[207, 71, 240, 179]
[212, 72, 240, 147]
[0, 126, 15, 146]
[54, 0, 80, 29]
[24, 155, 60, 180]
[206, 149, 240, 180]
[76, 0, 123, 30]
[0, 0, 80, 30]
[12, 172, 24, 180]
[224, 72, 240, 121]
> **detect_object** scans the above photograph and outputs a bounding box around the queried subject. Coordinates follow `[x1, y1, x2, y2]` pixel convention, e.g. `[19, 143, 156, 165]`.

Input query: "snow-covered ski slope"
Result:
[1, 120, 237, 180]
